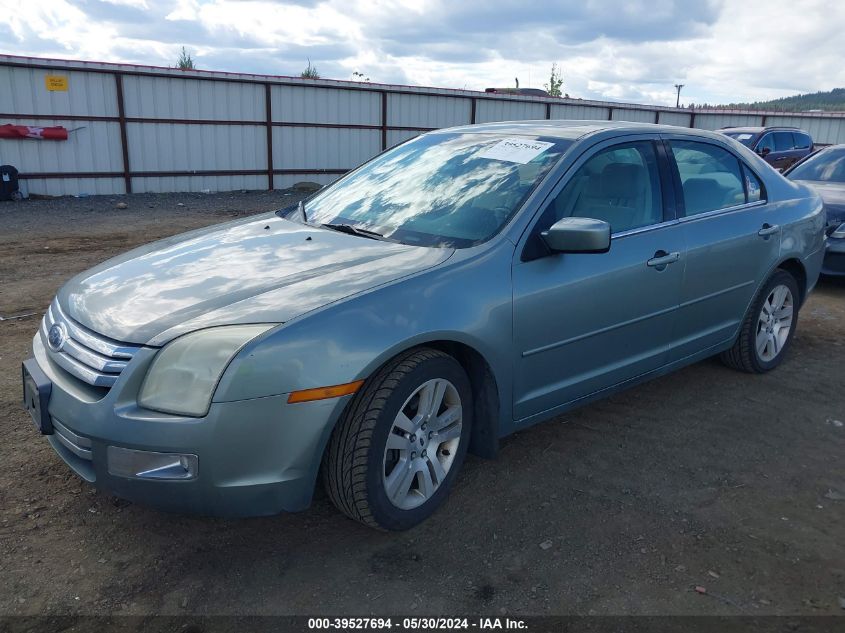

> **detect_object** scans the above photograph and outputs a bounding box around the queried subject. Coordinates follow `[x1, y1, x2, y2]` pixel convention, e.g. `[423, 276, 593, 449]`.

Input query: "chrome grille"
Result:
[41, 299, 140, 388]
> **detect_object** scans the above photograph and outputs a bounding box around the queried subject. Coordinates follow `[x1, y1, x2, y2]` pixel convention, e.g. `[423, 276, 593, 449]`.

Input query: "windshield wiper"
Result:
[320, 223, 386, 241]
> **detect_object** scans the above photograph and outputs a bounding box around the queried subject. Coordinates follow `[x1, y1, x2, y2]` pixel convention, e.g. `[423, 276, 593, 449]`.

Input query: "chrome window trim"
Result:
[610, 200, 768, 239]
[611, 219, 680, 240]
[676, 199, 768, 223]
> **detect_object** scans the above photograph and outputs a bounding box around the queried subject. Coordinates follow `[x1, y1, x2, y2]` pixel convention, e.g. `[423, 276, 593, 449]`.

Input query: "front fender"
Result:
[213, 241, 516, 434]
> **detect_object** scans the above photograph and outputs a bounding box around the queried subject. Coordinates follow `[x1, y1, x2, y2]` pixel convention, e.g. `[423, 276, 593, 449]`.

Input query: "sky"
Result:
[2, 0, 844, 107]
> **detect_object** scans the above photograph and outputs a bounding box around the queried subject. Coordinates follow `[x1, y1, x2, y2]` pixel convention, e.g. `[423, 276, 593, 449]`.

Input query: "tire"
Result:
[720, 269, 800, 373]
[322, 347, 473, 531]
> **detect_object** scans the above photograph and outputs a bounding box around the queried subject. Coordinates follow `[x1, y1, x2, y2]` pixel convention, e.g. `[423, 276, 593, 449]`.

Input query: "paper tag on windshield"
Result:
[479, 138, 554, 164]
[737, 134, 753, 140]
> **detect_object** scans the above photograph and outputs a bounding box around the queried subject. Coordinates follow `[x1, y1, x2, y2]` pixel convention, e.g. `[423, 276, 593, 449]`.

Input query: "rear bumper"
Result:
[821, 237, 845, 277]
[27, 334, 349, 517]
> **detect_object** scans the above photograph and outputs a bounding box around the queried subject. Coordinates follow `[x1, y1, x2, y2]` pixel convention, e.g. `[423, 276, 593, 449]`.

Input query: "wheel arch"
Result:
[339, 337, 503, 460]
[729, 255, 808, 351]
[776, 257, 808, 306]
[422, 339, 501, 459]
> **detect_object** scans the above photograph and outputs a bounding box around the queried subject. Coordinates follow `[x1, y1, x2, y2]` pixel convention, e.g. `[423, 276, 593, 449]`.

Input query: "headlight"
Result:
[138, 324, 274, 417]
[832, 222, 845, 239]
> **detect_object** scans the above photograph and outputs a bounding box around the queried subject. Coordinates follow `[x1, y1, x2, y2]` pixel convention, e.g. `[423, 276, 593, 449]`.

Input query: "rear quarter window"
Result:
[793, 133, 811, 150]
[743, 164, 766, 202]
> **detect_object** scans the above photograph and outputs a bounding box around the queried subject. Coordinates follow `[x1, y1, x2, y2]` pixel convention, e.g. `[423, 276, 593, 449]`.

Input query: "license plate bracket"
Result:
[22, 359, 53, 434]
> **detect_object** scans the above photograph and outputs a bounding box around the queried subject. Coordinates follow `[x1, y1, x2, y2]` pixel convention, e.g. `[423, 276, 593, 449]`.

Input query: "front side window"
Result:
[541, 141, 663, 235]
[669, 140, 746, 215]
[774, 132, 794, 151]
[300, 132, 571, 248]
[756, 134, 775, 154]
[787, 148, 845, 183]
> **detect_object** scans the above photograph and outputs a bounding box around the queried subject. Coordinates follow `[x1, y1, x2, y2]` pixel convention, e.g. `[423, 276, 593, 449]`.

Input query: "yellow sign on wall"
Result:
[45, 75, 68, 91]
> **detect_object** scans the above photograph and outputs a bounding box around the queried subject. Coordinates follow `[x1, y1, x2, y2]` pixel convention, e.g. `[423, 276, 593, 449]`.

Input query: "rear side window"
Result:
[793, 133, 811, 150]
[774, 132, 794, 151]
[669, 141, 746, 216]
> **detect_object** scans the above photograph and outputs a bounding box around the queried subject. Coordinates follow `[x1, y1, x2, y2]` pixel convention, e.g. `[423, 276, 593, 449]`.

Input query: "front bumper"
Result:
[27, 333, 348, 517]
[821, 236, 845, 276]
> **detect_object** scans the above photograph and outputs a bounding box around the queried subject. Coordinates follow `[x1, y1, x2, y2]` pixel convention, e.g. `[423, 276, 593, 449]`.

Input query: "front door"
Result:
[512, 138, 685, 422]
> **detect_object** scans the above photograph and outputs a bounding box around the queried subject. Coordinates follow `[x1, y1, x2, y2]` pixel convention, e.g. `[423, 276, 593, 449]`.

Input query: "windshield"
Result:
[787, 148, 845, 183]
[300, 132, 571, 247]
[723, 132, 757, 147]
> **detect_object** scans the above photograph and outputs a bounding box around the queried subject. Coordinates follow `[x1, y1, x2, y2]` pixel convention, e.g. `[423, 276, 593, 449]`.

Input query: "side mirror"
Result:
[540, 217, 611, 254]
[758, 147, 771, 157]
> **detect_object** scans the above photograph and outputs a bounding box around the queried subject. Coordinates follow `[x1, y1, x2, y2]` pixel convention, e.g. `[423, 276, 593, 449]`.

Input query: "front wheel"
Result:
[720, 269, 799, 373]
[322, 348, 472, 530]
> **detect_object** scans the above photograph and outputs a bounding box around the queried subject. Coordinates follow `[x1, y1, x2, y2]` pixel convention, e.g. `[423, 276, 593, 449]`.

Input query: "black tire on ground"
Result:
[322, 347, 473, 531]
[720, 269, 800, 374]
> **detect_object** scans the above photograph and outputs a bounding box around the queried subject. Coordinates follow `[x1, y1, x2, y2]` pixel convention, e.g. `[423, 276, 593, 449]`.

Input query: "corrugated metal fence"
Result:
[3, 54, 845, 197]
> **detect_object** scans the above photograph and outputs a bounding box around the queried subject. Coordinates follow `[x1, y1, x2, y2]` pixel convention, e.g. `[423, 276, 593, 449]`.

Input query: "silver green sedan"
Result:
[22, 121, 826, 530]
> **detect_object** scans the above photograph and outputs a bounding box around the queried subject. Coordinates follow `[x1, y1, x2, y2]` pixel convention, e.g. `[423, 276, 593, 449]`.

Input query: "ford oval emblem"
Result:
[47, 323, 68, 352]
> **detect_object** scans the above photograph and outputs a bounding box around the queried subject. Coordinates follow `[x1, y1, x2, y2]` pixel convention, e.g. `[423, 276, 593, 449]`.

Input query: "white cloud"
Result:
[165, 0, 200, 21]
[102, 0, 150, 8]
[1, 0, 844, 106]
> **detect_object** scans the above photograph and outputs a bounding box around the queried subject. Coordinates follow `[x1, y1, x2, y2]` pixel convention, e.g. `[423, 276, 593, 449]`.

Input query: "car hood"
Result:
[58, 213, 453, 345]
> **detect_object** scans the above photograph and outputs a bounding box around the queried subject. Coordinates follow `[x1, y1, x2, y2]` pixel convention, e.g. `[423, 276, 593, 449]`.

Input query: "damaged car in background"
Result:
[785, 143, 845, 276]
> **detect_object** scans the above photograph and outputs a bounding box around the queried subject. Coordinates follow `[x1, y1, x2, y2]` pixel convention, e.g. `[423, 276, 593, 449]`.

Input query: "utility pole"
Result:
[674, 84, 684, 108]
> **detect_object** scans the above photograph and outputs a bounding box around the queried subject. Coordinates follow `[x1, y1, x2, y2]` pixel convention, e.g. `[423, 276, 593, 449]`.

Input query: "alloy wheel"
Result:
[756, 284, 794, 362]
[382, 378, 463, 510]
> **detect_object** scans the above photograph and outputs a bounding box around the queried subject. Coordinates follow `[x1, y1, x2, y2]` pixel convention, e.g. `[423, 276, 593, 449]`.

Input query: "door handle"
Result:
[758, 223, 780, 237]
[646, 251, 680, 268]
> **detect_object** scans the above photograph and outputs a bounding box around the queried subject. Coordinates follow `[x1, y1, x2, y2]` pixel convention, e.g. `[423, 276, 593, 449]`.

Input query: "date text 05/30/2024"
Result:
[307, 618, 528, 630]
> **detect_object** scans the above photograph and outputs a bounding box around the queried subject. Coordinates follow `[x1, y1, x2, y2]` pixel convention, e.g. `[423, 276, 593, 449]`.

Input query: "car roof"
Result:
[436, 119, 729, 141]
[720, 126, 807, 133]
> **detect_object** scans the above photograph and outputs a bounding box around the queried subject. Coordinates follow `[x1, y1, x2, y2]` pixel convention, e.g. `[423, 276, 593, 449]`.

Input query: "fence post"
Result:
[114, 73, 132, 194]
[381, 91, 388, 150]
[265, 83, 274, 190]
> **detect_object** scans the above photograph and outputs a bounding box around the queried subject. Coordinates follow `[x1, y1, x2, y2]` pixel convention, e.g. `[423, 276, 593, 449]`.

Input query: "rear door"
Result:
[772, 131, 798, 171]
[663, 136, 781, 361]
[791, 132, 813, 165]
[511, 135, 686, 421]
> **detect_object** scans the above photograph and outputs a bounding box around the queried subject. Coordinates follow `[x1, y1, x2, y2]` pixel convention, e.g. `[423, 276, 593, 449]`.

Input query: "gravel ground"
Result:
[0, 192, 844, 620]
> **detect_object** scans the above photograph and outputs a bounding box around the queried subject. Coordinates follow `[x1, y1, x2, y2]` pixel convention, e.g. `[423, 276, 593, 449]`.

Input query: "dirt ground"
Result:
[0, 192, 843, 619]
